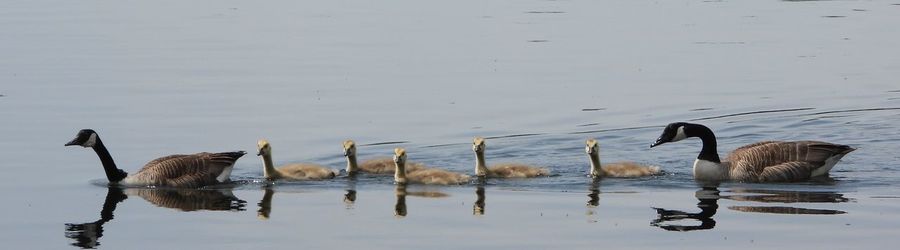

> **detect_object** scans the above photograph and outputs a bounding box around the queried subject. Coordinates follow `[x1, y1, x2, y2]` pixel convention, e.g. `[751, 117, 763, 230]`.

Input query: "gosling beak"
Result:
[343, 150, 349, 157]
[256, 150, 263, 156]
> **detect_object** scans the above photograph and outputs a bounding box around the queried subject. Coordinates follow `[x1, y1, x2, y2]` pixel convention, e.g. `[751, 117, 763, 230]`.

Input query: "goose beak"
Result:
[64, 139, 79, 146]
[650, 139, 665, 148]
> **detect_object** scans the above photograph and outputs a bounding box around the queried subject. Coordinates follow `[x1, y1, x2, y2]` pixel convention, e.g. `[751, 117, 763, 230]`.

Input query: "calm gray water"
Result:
[1, 0, 899, 249]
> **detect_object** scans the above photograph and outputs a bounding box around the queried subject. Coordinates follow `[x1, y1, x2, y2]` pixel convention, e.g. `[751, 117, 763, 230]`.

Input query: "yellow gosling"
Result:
[393, 148, 470, 185]
[257, 140, 336, 181]
[586, 139, 661, 178]
[473, 137, 549, 178]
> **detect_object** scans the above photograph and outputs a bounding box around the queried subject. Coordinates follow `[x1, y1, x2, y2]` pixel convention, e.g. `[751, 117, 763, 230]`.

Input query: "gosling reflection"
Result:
[392, 184, 449, 217]
[257, 187, 274, 219]
[65, 187, 127, 249]
[651, 187, 719, 232]
[125, 188, 246, 212]
[474, 186, 486, 215]
[587, 178, 601, 207]
[395, 184, 407, 217]
[344, 175, 358, 209]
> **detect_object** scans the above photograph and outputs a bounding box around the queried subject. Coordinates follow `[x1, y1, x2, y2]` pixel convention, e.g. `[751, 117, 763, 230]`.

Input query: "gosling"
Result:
[473, 137, 549, 178]
[393, 148, 470, 185]
[343, 140, 423, 174]
[257, 140, 336, 180]
[586, 139, 661, 178]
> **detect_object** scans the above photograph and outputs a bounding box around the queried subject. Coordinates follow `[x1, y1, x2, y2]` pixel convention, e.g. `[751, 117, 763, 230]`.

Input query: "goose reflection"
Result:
[66, 187, 245, 248]
[725, 188, 848, 215]
[652, 186, 850, 231]
[125, 188, 246, 212]
[651, 186, 719, 232]
[65, 187, 127, 249]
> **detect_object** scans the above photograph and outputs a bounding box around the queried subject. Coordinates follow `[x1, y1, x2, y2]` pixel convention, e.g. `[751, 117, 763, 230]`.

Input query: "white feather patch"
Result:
[672, 126, 687, 142]
[83, 133, 98, 147]
[216, 165, 234, 183]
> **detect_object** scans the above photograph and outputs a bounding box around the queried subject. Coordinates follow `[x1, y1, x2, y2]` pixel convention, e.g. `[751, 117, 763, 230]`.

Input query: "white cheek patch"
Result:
[83, 133, 98, 147]
[672, 126, 687, 142]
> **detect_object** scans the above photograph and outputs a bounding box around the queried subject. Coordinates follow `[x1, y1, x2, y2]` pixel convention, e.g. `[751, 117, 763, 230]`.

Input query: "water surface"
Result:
[1, 0, 899, 249]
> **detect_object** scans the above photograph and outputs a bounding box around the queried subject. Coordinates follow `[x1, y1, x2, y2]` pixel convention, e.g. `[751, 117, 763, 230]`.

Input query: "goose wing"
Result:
[757, 162, 817, 182]
[130, 151, 245, 188]
[727, 141, 853, 181]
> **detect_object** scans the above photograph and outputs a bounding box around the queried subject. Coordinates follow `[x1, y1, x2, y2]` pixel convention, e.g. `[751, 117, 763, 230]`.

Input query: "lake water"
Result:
[1, 0, 899, 249]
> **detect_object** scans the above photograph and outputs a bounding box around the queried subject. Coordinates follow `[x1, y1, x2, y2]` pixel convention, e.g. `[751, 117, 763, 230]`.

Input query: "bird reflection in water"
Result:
[344, 174, 358, 209]
[651, 186, 719, 232]
[393, 184, 449, 218]
[66, 186, 246, 248]
[64, 187, 127, 249]
[586, 178, 601, 223]
[474, 184, 486, 215]
[651, 185, 850, 232]
[395, 184, 407, 217]
[257, 187, 274, 220]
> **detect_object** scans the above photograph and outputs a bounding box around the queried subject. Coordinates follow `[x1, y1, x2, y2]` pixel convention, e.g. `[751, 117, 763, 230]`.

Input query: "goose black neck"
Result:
[91, 140, 128, 183]
[687, 124, 721, 163]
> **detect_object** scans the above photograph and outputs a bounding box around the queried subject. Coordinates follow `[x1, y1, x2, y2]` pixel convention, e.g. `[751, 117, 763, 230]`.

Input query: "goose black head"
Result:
[651, 122, 691, 148]
[65, 129, 99, 148]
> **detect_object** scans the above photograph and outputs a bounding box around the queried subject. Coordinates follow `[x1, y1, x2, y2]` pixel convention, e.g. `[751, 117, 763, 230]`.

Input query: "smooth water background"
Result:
[1, 0, 899, 249]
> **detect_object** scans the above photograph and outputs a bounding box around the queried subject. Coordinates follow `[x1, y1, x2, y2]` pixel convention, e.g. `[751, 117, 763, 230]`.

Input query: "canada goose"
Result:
[650, 122, 855, 182]
[393, 148, 470, 185]
[343, 140, 423, 174]
[585, 139, 661, 177]
[257, 140, 336, 180]
[65, 129, 245, 188]
[472, 137, 549, 178]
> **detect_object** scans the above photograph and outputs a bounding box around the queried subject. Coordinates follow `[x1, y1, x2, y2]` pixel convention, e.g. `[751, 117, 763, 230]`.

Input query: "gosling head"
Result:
[257, 139, 272, 156]
[585, 139, 599, 156]
[65, 129, 99, 148]
[393, 147, 407, 165]
[651, 122, 691, 148]
[473, 137, 486, 153]
[343, 140, 356, 157]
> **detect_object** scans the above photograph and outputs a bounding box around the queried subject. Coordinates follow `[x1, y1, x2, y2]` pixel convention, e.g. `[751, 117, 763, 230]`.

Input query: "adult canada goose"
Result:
[393, 148, 470, 185]
[257, 140, 336, 180]
[585, 139, 661, 178]
[472, 137, 549, 178]
[65, 129, 246, 188]
[650, 122, 855, 182]
[343, 140, 423, 174]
